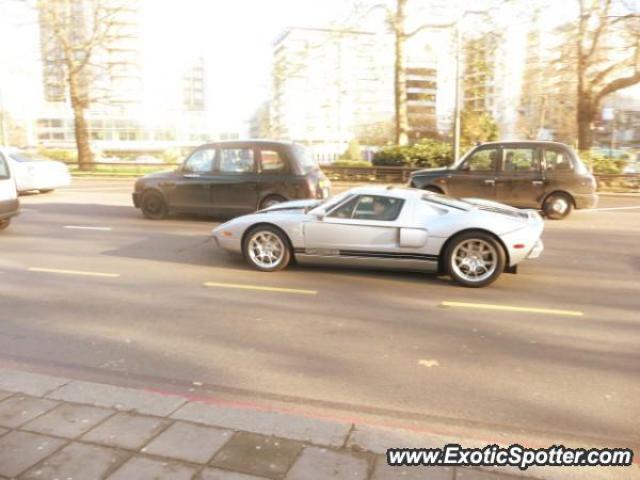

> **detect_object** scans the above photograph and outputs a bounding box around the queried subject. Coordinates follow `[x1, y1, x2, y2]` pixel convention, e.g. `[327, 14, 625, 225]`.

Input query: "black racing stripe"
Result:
[339, 250, 438, 261]
[295, 247, 438, 261]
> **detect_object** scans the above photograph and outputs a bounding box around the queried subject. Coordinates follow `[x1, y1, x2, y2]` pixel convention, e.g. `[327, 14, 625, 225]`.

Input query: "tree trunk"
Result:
[394, 0, 409, 146]
[576, 96, 594, 151]
[68, 71, 93, 171]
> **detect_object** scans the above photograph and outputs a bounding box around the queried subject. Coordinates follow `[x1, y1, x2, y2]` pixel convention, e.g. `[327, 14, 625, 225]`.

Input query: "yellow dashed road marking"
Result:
[203, 281, 317, 295]
[441, 301, 583, 317]
[64, 225, 112, 231]
[28, 267, 120, 278]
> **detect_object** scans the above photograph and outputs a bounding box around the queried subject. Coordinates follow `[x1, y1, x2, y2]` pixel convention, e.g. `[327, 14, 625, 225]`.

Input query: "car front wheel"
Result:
[243, 226, 291, 272]
[445, 232, 506, 287]
[141, 190, 168, 220]
[543, 193, 573, 220]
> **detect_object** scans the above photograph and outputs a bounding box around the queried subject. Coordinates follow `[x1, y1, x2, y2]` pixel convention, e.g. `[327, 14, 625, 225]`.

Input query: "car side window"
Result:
[0, 154, 9, 179]
[329, 195, 404, 221]
[544, 149, 573, 172]
[502, 148, 538, 172]
[220, 148, 256, 174]
[328, 196, 360, 219]
[462, 148, 498, 172]
[260, 150, 287, 173]
[183, 148, 215, 174]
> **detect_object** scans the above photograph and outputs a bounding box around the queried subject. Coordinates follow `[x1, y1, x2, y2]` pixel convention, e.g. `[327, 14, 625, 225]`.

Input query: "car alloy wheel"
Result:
[248, 231, 285, 268]
[243, 226, 291, 272]
[451, 239, 498, 283]
[446, 232, 505, 287]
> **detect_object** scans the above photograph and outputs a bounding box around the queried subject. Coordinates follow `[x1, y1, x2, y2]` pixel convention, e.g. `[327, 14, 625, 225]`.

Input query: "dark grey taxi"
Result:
[133, 140, 331, 219]
[409, 141, 598, 219]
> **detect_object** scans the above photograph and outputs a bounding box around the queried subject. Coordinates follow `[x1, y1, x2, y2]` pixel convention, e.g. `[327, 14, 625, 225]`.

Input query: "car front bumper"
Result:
[574, 193, 598, 210]
[0, 198, 19, 220]
[132, 193, 141, 208]
[211, 226, 243, 254]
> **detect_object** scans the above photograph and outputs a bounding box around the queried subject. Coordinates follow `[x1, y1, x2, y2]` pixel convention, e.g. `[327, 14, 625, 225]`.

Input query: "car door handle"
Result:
[484, 179, 495, 185]
[532, 180, 544, 186]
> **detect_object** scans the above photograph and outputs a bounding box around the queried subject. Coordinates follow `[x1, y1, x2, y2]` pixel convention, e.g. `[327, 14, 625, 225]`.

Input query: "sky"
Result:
[140, 0, 354, 130]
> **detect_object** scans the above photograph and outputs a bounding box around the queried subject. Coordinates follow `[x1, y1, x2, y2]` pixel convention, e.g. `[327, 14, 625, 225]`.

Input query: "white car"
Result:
[3, 148, 71, 193]
[212, 186, 545, 287]
[0, 149, 19, 230]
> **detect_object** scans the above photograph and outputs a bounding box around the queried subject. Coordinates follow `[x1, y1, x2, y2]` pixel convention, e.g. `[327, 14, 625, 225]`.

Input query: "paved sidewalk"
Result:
[0, 368, 636, 480]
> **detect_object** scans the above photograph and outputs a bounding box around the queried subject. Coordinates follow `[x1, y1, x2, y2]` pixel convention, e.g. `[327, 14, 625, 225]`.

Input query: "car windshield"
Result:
[422, 193, 474, 211]
[309, 191, 353, 213]
[9, 151, 50, 163]
[292, 144, 318, 173]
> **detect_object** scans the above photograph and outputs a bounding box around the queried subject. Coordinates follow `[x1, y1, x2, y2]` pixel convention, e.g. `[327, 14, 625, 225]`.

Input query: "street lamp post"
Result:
[453, 24, 462, 161]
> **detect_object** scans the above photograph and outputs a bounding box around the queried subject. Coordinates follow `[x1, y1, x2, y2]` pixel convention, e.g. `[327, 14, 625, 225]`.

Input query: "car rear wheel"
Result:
[260, 195, 286, 210]
[445, 232, 506, 287]
[141, 190, 168, 220]
[543, 193, 573, 220]
[243, 226, 291, 272]
[0, 219, 10, 231]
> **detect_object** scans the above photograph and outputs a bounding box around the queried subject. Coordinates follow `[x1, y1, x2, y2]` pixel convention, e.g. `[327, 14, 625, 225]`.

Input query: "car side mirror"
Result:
[459, 163, 470, 172]
[311, 207, 327, 220]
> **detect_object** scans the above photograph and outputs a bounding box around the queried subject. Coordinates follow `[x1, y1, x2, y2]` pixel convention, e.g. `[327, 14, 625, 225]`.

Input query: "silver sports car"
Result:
[211, 186, 544, 287]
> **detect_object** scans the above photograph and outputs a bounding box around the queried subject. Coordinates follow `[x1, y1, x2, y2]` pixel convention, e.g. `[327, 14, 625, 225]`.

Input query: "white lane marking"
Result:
[583, 206, 640, 212]
[28, 267, 120, 278]
[203, 281, 317, 295]
[64, 225, 112, 231]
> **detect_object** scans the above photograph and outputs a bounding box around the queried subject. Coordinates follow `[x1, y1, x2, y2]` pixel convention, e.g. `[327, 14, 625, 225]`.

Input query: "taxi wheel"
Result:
[259, 195, 286, 210]
[141, 190, 168, 220]
[543, 193, 573, 220]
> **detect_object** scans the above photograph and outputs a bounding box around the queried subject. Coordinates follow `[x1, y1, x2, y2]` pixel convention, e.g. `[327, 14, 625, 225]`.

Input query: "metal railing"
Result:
[64, 162, 640, 192]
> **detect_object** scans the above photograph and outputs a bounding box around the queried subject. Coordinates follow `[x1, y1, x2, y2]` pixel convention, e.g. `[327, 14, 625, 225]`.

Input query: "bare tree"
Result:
[37, 0, 132, 169]
[357, 0, 448, 146]
[573, 0, 640, 150]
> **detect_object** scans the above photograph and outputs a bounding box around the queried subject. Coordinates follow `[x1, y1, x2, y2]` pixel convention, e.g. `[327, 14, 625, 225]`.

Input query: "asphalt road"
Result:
[1, 178, 639, 451]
